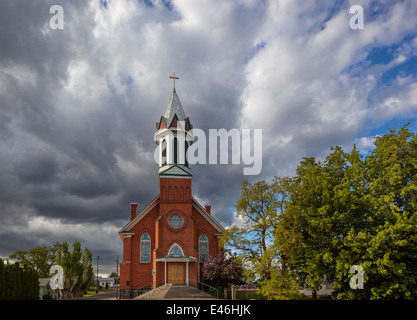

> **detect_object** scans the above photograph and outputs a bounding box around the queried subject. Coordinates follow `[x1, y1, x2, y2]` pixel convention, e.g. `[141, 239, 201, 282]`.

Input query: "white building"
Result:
[97, 277, 116, 288]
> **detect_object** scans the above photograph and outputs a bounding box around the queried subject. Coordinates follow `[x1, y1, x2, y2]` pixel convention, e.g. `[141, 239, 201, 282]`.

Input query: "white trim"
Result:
[158, 175, 192, 179]
[186, 261, 189, 286]
[159, 164, 191, 175]
[192, 197, 225, 233]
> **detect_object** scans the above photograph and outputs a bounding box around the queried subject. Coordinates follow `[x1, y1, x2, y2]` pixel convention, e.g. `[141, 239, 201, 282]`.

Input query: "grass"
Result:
[82, 287, 115, 297]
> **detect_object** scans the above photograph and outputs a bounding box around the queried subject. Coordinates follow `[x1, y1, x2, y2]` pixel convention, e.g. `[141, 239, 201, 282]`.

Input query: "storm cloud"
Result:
[1, 0, 416, 275]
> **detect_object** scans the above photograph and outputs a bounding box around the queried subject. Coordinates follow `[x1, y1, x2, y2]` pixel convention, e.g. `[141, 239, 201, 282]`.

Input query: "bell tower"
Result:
[155, 74, 193, 202]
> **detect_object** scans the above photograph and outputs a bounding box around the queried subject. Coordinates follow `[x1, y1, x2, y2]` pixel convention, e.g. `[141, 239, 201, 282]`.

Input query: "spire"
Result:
[163, 90, 187, 126]
[155, 75, 193, 177]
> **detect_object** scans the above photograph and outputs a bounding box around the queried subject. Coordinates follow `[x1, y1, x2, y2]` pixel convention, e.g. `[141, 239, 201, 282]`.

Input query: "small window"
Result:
[140, 232, 151, 263]
[199, 233, 209, 262]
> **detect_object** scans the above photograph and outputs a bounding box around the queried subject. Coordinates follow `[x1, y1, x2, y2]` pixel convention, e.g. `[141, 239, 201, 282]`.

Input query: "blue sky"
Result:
[0, 0, 416, 275]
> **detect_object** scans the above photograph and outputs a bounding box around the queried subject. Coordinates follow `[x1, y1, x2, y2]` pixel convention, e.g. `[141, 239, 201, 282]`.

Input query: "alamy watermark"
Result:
[349, 265, 364, 289]
[154, 124, 263, 176]
[349, 5, 364, 30]
[49, 5, 64, 29]
[49, 264, 64, 290]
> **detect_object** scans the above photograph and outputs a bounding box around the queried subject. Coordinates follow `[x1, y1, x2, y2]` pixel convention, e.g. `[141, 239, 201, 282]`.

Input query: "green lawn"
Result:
[82, 287, 115, 297]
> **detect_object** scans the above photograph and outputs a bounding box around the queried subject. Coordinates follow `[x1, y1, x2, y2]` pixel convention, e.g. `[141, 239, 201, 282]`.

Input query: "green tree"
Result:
[221, 179, 280, 282]
[56, 241, 94, 298]
[334, 125, 417, 299]
[9, 245, 59, 278]
[0, 259, 39, 300]
[278, 124, 417, 299]
[222, 177, 303, 299]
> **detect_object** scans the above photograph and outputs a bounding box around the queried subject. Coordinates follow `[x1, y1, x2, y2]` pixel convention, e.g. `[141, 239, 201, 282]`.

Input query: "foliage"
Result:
[280, 124, 417, 299]
[227, 124, 417, 299]
[108, 272, 119, 283]
[222, 177, 305, 299]
[0, 258, 39, 300]
[221, 178, 291, 282]
[56, 240, 94, 298]
[201, 250, 245, 297]
[9, 244, 59, 278]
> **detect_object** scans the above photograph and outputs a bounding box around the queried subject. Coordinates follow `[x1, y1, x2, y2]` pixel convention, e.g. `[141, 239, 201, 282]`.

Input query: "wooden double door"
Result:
[167, 262, 185, 284]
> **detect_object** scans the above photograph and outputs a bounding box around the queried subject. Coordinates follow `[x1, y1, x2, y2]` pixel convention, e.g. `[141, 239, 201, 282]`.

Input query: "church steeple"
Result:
[155, 74, 193, 179]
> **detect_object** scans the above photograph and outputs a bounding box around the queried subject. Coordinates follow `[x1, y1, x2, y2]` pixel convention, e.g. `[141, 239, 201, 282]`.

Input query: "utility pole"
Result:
[95, 256, 103, 294]
[116, 256, 119, 299]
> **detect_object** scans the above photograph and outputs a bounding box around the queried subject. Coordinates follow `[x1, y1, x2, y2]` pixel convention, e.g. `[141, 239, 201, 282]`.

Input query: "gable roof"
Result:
[118, 195, 224, 239]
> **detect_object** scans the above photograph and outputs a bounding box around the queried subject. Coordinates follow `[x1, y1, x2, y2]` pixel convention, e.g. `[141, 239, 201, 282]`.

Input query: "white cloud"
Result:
[239, 0, 417, 176]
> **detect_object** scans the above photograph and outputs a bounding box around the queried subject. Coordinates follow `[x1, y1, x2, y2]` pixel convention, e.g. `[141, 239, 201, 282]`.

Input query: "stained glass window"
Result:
[199, 233, 209, 262]
[168, 214, 184, 229]
[140, 232, 151, 263]
[168, 243, 184, 257]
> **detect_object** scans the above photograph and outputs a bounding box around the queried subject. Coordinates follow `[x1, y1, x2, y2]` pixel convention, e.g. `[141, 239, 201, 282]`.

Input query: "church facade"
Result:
[118, 78, 224, 298]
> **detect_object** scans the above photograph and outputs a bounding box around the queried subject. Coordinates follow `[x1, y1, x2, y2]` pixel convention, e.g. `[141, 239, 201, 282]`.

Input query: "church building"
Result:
[118, 75, 224, 298]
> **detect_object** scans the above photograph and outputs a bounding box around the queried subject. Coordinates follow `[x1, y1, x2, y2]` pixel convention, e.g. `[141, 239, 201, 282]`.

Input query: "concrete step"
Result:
[135, 284, 216, 300]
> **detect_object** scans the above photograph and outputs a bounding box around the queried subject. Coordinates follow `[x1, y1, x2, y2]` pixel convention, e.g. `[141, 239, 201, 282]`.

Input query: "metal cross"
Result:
[169, 73, 179, 90]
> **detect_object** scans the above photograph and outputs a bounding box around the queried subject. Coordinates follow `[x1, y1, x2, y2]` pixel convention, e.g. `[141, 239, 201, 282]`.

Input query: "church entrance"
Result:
[167, 262, 185, 284]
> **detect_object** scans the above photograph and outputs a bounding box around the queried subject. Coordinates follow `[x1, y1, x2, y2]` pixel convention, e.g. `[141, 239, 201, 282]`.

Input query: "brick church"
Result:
[118, 75, 224, 298]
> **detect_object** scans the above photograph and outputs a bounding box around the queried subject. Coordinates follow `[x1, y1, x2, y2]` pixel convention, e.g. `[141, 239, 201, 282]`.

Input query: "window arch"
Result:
[140, 232, 151, 263]
[173, 137, 178, 164]
[168, 243, 184, 257]
[199, 233, 209, 262]
[161, 139, 167, 166]
[185, 141, 189, 167]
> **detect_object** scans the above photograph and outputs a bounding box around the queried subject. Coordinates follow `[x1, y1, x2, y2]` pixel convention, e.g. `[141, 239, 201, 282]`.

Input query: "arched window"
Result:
[161, 139, 167, 166]
[173, 137, 178, 164]
[168, 243, 184, 257]
[199, 233, 209, 262]
[140, 232, 151, 263]
[185, 141, 189, 167]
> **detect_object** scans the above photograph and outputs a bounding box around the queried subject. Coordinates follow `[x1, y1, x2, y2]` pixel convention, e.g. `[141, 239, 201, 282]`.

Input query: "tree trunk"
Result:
[312, 289, 317, 299]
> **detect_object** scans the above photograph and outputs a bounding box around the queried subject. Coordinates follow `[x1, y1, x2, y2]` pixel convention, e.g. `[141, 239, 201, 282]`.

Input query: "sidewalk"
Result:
[134, 284, 217, 300]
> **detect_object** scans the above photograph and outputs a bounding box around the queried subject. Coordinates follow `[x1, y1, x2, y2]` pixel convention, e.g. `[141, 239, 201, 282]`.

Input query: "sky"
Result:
[0, 0, 416, 276]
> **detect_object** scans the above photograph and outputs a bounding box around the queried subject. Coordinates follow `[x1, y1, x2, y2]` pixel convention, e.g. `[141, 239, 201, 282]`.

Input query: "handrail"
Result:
[131, 281, 163, 299]
[198, 281, 218, 299]
[136, 281, 154, 291]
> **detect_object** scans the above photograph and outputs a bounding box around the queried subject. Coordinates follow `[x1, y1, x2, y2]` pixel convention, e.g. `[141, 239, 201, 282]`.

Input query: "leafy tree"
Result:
[56, 241, 94, 298]
[108, 271, 119, 285]
[334, 125, 417, 299]
[201, 249, 245, 297]
[278, 124, 417, 299]
[9, 244, 59, 278]
[222, 177, 304, 299]
[222, 179, 282, 281]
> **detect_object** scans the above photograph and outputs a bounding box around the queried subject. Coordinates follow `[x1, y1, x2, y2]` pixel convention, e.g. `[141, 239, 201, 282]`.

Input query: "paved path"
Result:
[135, 284, 217, 300]
[69, 290, 117, 300]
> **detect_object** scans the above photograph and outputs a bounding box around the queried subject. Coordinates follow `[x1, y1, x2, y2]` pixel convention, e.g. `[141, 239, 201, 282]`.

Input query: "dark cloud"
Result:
[1, 0, 416, 276]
